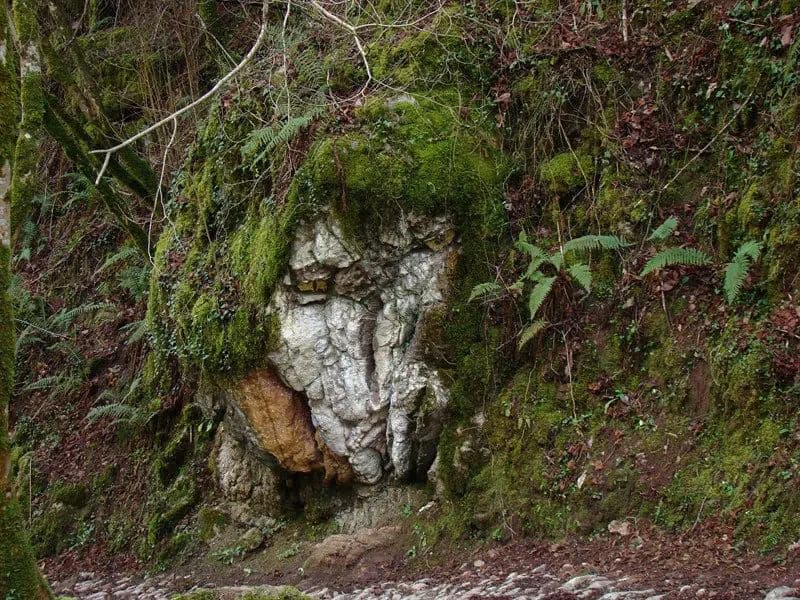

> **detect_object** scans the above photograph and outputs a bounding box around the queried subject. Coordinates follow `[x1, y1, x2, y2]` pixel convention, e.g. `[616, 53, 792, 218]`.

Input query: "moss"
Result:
[32, 501, 78, 557]
[763, 194, 800, 292]
[0, 498, 50, 599]
[296, 95, 506, 241]
[539, 152, 595, 195]
[51, 482, 89, 509]
[197, 507, 228, 542]
[171, 591, 217, 600]
[239, 588, 311, 600]
[147, 473, 200, 546]
[369, 6, 488, 88]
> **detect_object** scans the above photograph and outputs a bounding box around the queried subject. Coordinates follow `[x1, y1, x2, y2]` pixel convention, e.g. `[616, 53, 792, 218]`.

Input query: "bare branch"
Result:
[89, 0, 271, 184]
[308, 0, 372, 93]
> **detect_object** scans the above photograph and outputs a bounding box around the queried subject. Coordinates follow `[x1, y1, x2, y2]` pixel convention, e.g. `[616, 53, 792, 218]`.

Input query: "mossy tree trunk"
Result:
[0, 2, 52, 597]
[36, 0, 154, 257]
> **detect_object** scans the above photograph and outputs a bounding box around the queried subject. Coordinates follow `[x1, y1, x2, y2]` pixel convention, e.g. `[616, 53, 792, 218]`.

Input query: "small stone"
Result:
[608, 519, 632, 536]
[473, 560, 486, 569]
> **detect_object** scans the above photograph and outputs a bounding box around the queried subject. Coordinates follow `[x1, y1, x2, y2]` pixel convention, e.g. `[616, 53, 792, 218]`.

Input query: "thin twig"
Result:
[281, 0, 292, 120]
[309, 0, 372, 94]
[89, 0, 271, 183]
[148, 117, 178, 261]
[622, 0, 629, 43]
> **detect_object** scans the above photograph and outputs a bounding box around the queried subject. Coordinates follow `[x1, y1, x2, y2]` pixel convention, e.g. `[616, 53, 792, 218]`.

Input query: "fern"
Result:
[121, 320, 148, 345]
[515, 233, 547, 259]
[95, 245, 139, 275]
[468, 282, 502, 303]
[47, 302, 114, 331]
[85, 403, 139, 424]
[567, 263, 592, 292]
[724, 241, 762, 304]
[22, 372, 83, 397]
[647, 216, 679, 241]
[242, 114, 315, 164]
[562, 234, 630, 254]
[548, 251, 564, 271]
[640, 247, 711, 276]
[518, 319, 548, 350]
[528, 276, 556, 318]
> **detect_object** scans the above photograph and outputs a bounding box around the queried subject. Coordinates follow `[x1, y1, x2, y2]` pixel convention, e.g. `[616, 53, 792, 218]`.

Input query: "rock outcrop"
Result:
[266, 212, 453, 484]
[217, 212, 453, 487]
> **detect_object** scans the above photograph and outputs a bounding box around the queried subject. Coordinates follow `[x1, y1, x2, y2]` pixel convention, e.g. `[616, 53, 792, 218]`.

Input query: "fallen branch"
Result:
[89, 0, 270, 184]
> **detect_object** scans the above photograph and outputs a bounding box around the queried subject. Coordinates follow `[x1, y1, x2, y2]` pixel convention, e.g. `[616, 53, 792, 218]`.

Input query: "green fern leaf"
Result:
[562, 234, 630, 254]
[242, 115, 315, 164]
[548, 252, 564, 271]
[724, 241, 762, 304]
[567, 263, 592, 292]
[524, 256, 547, 279]
[468, 282, 502, 303]
[528, 276, 556, 318]
[640, 247, 711, 276]
[47, 302, 114, 331]
[518, 319, 548, 350]
[647, 217, 679, 241]
[85, 403, 138, 424]
[95, 245, 139, 275]
[733, 240, 762, 263]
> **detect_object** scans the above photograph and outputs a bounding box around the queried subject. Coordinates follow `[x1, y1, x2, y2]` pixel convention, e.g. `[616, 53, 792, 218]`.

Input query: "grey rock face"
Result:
[267, 212, 453, 484]
[213, 427, 281, 528]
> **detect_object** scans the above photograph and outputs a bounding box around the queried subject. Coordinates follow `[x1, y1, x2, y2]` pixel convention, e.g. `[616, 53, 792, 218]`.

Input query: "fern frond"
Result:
[514, 234, 546, 260]
[524, 257, 547, 280]
[548, 252, 564, 271]
[96, 246, 139, 275]
[647, 217, 679, 241]
[23, 372, 83, 396]
[47, 302, 114, 331]
[733, 240, 762, 263]
[724, 241, 762, 304]
[85, 403, 138, 424]
[567, 263, 592, 292]
[562, 234, 630, 254]
[241, 114, 314, 164]
[121, 320, 148, 345]
[528, 276, 556, 319]
[518, 319, 548, 350]
[640, 247, 711, 276]
[468, 282, 502, 303]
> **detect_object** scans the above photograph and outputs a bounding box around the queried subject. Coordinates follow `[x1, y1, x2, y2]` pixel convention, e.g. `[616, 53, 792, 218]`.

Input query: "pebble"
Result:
[53, 567, 800, 600]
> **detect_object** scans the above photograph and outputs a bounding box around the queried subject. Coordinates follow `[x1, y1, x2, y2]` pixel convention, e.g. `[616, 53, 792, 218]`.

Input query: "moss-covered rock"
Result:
[539, 152, 595, 195]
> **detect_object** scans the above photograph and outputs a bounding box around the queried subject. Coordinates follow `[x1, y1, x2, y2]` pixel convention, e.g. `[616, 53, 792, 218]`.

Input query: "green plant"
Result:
[212, 544, 246, 565]
[276, 542, 300, 561]
[470, 231, 628, 349]
[723, 241, 762, 303]
[85, 375, 158, 430]
[241, 114, 317, 166]
[640, 217, 711, 276]
[640, 247, 712, 276]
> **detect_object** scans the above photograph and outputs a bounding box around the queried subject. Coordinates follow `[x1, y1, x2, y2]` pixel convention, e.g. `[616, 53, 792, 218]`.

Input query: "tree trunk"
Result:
[0, 2, 53, 596]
